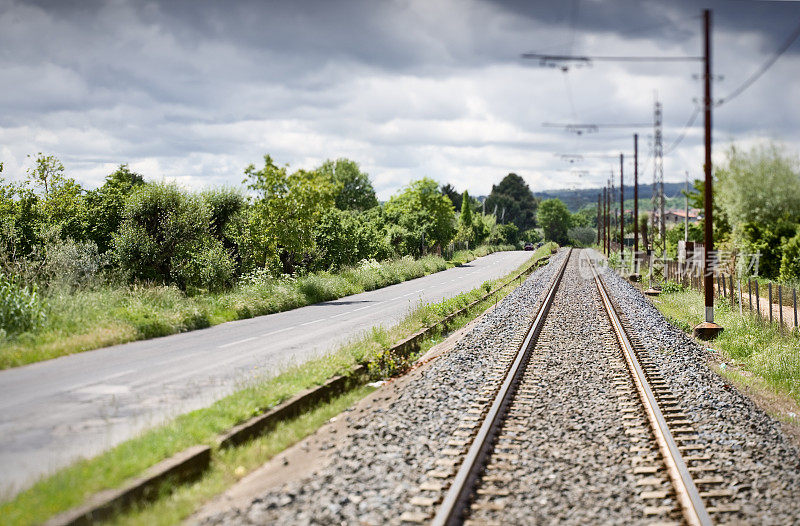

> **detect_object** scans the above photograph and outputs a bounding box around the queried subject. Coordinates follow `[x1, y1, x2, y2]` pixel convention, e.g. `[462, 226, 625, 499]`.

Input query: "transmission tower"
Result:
[651, 98, 665, 252]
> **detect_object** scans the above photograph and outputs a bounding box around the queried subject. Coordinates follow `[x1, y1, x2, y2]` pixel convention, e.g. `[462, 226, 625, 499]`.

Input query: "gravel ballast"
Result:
[469, 252, 647, 524]
[595, 250, 800, 524]
[201, 250, 568, 525]
[201, 248, 800, 525]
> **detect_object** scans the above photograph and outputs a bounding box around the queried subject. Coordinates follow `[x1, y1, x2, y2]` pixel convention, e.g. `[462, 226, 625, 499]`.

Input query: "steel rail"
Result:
[431, 248, 572, 526]
[587, 253, 712, 526]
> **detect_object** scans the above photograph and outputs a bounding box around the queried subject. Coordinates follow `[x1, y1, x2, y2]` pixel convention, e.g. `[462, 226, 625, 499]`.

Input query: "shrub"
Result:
[43, 237, 101, 289]
[0, 273, 46, 336]
[568, 226, 596, 247]
[661, 280, 685, 294]
[113, 183, 209, 286]
[780, 231, 800, 282]
[174, 239, 237, 292]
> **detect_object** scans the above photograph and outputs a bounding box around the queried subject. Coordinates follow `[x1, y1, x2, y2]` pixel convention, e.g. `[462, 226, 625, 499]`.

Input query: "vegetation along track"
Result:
[420, 249, 740, 525]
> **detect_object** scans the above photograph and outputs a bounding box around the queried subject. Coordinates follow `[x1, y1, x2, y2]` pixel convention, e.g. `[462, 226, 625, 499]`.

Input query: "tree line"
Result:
[0, 154, 542, 292]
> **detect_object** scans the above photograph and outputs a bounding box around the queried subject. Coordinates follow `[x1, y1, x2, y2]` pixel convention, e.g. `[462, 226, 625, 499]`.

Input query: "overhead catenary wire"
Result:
[717, 19, 800, 106]
[664, 106, 701, 154]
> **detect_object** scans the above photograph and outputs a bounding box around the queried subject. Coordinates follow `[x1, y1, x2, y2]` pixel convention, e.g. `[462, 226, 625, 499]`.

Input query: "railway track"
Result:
[402, 249, 739, 525]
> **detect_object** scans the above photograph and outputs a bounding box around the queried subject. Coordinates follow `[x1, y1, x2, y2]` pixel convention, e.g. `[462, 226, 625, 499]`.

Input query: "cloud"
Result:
[0, 0, 798, 200]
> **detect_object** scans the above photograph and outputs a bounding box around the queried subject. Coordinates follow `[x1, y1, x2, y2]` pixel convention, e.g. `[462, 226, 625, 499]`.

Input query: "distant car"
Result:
[524, 243, 534, 251]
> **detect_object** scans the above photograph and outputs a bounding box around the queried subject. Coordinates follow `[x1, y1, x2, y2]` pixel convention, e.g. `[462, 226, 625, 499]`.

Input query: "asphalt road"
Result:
[0, 250, 533, 497]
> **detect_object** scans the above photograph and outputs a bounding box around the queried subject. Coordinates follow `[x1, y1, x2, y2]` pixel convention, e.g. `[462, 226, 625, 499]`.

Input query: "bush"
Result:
[174, 239, 237, 292]
[661, 280, 685, 294]
[780, 231, 800, 282]
[0, 273, 46, 336]
[113, 183, 209, 286]
[43, 237, 101, 289]
[568, 226, 596, 247]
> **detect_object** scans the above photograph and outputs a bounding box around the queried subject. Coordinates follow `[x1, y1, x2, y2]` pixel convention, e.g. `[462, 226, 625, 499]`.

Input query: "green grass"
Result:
[115, 386, 375, 526]
[653, 287, 800, 404]
[0, 246, 514, 369]
[0, 243, 553, 526]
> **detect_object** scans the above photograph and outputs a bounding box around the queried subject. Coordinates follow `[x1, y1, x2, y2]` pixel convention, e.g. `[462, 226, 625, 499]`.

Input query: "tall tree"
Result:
[245, 155, 335, 273]
[85, 164, 145, 253]
[537, 198, 571, 245]
[318, 158, 378, 211]
[484, 173, 538, 231]
[384, 178, 455, 255]
[440, 183, 462, 210]
[459, 190, 473, 229]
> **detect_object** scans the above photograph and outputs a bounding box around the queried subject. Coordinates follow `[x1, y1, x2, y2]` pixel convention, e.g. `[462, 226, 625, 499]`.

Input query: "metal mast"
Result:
[652, 98, 665, 252]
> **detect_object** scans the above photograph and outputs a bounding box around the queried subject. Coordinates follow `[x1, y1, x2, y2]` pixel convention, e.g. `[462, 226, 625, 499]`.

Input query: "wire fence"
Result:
[661, 258, 800, 335]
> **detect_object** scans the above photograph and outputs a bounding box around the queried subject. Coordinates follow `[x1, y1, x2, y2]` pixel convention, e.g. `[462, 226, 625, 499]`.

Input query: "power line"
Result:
[717, 19, 800, 106]
[664, 106, 701, 154]
[522, 52, 702, 63]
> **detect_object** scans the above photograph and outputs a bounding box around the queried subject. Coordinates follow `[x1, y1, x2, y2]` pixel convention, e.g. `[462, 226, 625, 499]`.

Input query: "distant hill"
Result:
[534, 182, 687, 212]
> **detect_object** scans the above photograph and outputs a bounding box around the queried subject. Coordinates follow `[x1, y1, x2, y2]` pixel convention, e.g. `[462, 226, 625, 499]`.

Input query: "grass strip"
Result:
[651, 286, 800, 405]
[0, 245, 513, 369]
[0, 244, 555, 526]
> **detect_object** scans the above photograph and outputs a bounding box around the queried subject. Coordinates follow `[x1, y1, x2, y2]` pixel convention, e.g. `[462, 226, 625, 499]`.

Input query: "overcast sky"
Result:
[1, 0, 799, 199]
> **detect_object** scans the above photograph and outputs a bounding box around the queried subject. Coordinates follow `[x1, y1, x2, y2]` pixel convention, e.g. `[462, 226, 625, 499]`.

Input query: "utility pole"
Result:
[684, 171, 689, 242]
[694, 8, 723, 339]
[597, 193, 602, 246]
[603, 185, 607, 254]
[634, 134, 639, 274]
[652, 98, 665, 254]
[620, 153, 624, 263]
[610, 172, 615, 252]
[603, 184, 611, 256]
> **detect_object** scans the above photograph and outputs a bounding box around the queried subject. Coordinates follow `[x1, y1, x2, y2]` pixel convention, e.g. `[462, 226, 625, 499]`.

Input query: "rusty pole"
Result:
[603, 186, 608, 255]
[703, 9, 714, 322]
[620, 153, 624, 263]
[597, 193, 602, 246]
[607, 184, 611, 255]
[695, 8, 722, 338]
[633, 134, 639, 271]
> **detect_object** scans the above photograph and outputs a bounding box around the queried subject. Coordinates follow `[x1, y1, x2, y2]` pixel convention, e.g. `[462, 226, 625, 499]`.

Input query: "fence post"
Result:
[778, 284, 783, 333]
[730, 274, 735, 309]
[769, 282, 773, 325]
[755, 281, 760, 320]
[794, 287, 798, 333]
[738, 278, 743, 316]
[748, 279, 752, 313]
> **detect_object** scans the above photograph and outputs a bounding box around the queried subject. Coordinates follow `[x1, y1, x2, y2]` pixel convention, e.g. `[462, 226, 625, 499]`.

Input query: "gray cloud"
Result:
[1, 0, 799, 200]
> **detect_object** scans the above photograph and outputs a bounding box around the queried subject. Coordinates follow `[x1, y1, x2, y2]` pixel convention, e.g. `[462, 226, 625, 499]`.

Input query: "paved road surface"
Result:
[0, 251, 533, 497]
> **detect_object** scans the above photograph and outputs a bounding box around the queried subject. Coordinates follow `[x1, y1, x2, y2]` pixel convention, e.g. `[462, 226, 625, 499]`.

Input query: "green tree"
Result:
[113, 183, 213, 286]
[318, 158, 378, 211]
[245, 155, 335, 273]
[459, 190, 473, 229]
[521, 228, 542, 244]
[686, 177, 731, 245]
[717, 143, 800, 227]
[312, 208, 390, 270]
[537, 198, 571, 245]
[484, 173, 538, 231]
[25, 153, 87, 243]
[713, 143, 800, 278]
[202, 186, 247, 271]
[454, 190, 474, 244]
[780, 231, 800, 282]
[384, 178, 455, 256]
[569, 226, 596, 247]
[26, 153, 64, 197]
[0, 177, 40, 262]
[84, 164, 145, 254]
[738, 219, 796, 279]
[440, 183, 462, 210]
